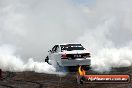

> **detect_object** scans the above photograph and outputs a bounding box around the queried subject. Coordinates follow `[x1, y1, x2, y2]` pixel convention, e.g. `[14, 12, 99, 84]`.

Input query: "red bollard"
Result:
[0, 69, 2, 78]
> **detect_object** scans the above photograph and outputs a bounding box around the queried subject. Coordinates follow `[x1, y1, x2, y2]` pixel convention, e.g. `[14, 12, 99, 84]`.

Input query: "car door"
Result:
[50, 45, 59, 66]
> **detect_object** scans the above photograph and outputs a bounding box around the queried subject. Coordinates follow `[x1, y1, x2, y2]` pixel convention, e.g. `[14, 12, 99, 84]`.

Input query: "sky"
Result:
[72, 0, 94, 4]
[0, 0, 132, 72]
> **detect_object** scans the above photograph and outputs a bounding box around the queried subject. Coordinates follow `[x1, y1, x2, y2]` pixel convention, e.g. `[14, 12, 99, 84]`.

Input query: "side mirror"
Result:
[48, 50, 52, 53]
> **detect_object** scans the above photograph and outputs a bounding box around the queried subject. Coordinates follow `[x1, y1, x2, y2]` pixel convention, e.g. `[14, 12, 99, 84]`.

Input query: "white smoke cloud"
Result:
[0, 0, 132, 73]
[0, 0, 87, 74]
[78, 0, 132, 72]
[0, 45, 56, 74]
[0, 0, 88, 60]
[0, 45, 24, 71]
[91, 47, 132, 72]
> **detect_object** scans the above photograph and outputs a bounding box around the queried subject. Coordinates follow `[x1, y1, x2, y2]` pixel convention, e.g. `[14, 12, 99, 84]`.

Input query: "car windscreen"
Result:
[60, 44, 85, 51]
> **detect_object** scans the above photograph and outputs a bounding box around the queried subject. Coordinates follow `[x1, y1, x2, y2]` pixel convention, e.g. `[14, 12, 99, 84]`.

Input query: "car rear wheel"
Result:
[55, 62, 67, 72]
[76, 75, 86, 84]
[82, 65, 91, 71]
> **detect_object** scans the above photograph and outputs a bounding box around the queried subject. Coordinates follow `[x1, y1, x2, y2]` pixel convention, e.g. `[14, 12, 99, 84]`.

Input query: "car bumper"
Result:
[61, 58, 91, 66]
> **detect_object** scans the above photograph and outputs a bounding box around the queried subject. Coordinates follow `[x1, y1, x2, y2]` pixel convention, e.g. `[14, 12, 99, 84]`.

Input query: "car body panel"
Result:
[45, 43, 91, 67]
[61, 58, 91, 66]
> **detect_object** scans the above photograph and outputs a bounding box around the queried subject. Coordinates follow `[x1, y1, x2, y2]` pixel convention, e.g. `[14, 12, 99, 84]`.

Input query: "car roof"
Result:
[58, 43, 81, 46]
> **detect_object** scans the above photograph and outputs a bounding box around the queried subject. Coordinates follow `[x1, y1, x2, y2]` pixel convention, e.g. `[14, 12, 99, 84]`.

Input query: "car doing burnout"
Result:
[45, 43, 91, 71]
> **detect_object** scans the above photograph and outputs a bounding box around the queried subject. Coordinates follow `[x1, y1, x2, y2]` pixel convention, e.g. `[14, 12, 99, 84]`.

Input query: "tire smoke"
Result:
[0, 45, 56, 74]
[0, 0, 132, 73]
[78, 0, 132, 72]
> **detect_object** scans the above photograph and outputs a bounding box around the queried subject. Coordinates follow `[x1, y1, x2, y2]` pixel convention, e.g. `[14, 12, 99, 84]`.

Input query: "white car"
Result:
[45, 43, 91, 71]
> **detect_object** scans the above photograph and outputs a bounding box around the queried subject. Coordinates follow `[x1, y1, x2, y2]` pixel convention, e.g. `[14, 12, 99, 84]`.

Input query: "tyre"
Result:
[45, 56, 49, 64]
[76, 75, 85, 84]
[83, 65, 91, 71]
[55, 62, 67, 72]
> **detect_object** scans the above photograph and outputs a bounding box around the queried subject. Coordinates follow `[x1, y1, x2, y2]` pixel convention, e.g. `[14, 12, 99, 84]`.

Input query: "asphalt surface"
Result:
[0, 67, 132, 88]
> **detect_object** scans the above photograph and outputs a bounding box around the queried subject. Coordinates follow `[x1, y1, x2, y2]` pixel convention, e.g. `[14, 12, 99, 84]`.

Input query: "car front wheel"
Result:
[45, 56, 49, 64]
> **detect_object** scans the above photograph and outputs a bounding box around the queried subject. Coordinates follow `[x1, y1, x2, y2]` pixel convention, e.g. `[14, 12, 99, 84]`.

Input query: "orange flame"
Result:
[78, 66, 86, 76]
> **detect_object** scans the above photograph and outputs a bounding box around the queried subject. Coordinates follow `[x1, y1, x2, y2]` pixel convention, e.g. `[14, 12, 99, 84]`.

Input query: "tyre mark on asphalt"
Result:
[1, 72, 44, 88]
[0, 68, 132, 88]
[0, 84, 14, 88]
[0, 72, 16, 88]
[1, 71, 16, 81]
[14, 80, 43, 88]
[1, 71, 62, 88]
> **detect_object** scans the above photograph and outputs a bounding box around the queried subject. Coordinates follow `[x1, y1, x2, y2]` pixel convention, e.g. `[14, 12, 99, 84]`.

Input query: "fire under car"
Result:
[45, 43, 91, 71]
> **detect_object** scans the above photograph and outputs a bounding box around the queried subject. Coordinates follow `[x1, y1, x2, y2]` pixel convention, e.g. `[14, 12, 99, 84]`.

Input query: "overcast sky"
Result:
[0, 0, 132, 62]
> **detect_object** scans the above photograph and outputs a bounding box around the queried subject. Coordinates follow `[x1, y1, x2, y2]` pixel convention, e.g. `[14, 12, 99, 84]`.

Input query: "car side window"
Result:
[52, 45, 59, 53]
[56, 46, 59, 52]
